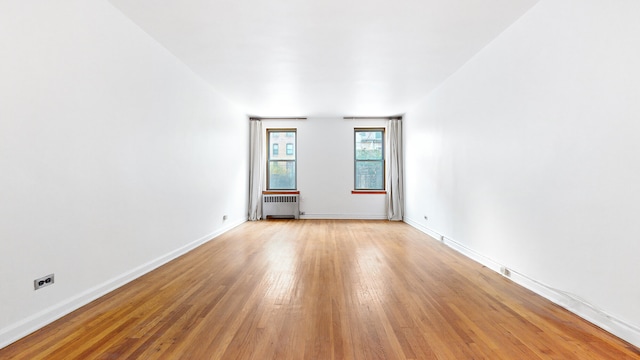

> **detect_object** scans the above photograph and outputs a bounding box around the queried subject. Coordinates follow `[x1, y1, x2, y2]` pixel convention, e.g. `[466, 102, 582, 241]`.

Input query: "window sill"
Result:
[351, 190, 387, 195]
[263, 190, 300, 195]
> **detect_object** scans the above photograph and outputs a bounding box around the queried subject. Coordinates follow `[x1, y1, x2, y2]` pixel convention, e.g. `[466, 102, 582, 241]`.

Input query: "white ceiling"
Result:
[108, 0, 539, 117]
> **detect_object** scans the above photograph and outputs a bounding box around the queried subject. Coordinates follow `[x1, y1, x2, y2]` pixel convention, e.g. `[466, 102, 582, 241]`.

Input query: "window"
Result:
[267, 129, 296, 190]
[354, 129, 384, 190]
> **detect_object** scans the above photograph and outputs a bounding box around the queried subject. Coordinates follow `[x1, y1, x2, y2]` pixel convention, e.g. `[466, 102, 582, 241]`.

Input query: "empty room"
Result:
[1, 0, 640, 358]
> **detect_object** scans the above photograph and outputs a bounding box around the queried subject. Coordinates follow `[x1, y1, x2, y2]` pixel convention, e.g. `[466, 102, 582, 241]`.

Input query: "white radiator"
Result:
[262, 194, 299, 219]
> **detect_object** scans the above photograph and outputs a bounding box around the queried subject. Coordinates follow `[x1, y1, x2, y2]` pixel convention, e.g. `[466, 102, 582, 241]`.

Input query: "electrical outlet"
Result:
[500, 267, 511, 277]
[34, 274, 54, 290]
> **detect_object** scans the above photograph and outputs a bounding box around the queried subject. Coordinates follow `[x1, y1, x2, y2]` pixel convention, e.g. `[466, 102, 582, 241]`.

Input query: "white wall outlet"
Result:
[500, 267, 511, 277]
[34, 274, 54, 290]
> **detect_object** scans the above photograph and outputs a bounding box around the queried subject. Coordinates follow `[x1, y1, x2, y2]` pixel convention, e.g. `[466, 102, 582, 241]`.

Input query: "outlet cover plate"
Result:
[34, 274, 55, 290]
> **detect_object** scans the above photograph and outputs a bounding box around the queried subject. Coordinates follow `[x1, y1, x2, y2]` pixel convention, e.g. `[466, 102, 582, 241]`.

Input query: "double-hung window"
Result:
[267, 129, 297, 190]
[354, 129, 384, 190]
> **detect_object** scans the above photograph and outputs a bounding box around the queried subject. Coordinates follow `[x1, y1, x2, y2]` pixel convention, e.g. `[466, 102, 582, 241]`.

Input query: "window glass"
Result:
[354, 129, 384, 190]
[268, 130, 296, 190]
[269, 161, 296, 190]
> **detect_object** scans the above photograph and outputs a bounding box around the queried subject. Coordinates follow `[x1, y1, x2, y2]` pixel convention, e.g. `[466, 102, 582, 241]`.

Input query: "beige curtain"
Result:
[386, 118, 404, 221]
[248, 119, 264, 220]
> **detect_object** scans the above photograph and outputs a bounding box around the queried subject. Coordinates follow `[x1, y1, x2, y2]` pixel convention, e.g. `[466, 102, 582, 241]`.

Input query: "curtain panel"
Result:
[248, 119, 264, 220]
[386, 119, 404, 221]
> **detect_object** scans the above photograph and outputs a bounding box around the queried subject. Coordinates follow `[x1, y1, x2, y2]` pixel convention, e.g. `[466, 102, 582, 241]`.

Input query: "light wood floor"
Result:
[1, 220, 639, 359]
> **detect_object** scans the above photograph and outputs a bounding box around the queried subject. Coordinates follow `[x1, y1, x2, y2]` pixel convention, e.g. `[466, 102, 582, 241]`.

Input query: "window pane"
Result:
[269, 161, 296, 189]
[268, 130, 296, 190]
[269, 132, 296, 160]
[355, 131, 383, 160]
[355, 161, 383, 190]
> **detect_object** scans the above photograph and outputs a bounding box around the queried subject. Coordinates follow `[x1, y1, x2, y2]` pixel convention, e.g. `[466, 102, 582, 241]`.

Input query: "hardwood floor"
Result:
[1, 220, 639, 359]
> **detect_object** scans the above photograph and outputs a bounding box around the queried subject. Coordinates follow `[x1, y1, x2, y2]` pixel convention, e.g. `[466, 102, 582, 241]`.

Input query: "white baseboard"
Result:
[404, 216, 640, 348]
[0, 218, 247, 350]
[301, 213, 387, 220]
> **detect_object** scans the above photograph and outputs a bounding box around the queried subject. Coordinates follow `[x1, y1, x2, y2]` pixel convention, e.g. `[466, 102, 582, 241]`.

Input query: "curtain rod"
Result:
[249, 117, 307, 120]
[343, 116, 402, 120]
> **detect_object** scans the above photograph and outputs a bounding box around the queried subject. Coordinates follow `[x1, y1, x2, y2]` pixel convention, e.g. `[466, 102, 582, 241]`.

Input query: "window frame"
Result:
[267, 128, 297, 190]
[354, 128, 385, 191]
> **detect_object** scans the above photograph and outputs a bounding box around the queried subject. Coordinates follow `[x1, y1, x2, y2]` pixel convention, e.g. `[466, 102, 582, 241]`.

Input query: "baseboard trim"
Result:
[301, 213, 387, 220]
[0, 218, 247, 350]
[404, 216, 640, 348]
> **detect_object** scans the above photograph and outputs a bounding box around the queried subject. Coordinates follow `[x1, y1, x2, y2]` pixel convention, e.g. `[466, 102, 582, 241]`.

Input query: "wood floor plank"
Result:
[1, 220, 639, 359]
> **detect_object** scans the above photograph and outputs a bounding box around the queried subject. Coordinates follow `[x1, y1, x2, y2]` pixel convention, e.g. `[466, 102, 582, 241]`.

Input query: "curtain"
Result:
[387, 118, 404, 221]
[248, 119, 264, 220]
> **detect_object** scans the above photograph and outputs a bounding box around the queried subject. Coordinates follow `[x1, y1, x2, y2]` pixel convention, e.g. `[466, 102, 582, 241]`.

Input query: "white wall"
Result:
[263, 118, 387, 219]
[0, 0, 248, 348]
[404, 0, 640, 346]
